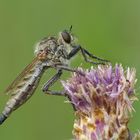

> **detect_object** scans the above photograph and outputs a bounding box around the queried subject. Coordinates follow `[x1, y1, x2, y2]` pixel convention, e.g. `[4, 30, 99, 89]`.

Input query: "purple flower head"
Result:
[62, 64, 137, 140]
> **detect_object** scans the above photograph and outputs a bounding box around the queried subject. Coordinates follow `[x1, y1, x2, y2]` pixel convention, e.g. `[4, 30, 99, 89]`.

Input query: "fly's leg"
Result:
[54, 65, 85, 76]
[42, 69, 65, 96]
[67, 45, 109, 65]
[80, 48, 105, 65]
[53, 65, 77, 72]
[42, 65, 82, 95]
[46, 90, 66, 96]
[43, 69, 62, 91]
[82, 48, 109, 62]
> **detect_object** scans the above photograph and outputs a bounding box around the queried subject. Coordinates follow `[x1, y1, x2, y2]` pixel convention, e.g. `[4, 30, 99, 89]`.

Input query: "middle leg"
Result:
[42, 69, 65, 96]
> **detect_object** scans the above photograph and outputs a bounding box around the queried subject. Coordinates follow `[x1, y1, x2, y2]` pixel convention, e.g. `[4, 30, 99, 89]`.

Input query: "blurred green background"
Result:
[0, 0, 140, 140]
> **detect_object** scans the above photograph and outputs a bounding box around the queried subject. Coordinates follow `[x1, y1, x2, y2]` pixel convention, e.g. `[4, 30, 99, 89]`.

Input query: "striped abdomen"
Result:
[0, 61, 45, 124]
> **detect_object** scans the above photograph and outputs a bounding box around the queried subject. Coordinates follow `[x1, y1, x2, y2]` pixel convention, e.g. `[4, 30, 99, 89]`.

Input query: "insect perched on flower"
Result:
[0, 27, 109, 124]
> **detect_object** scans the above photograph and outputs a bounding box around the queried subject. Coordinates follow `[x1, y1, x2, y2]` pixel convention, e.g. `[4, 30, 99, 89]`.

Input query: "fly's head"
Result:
[59, 31, 72, 44]
[34, 37, 57, 61]
[58, 30, 73, 44]
[57, 29, 76, 56]
[58, 29, 75, 46]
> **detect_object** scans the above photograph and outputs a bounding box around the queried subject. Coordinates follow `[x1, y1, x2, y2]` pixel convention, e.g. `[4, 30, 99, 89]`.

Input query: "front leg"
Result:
[67, 45, 109, 64]
[82, 48, 109, 62]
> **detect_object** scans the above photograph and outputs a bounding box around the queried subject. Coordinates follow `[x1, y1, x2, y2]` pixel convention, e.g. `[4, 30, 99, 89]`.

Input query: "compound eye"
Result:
[61, 31, 71, 44]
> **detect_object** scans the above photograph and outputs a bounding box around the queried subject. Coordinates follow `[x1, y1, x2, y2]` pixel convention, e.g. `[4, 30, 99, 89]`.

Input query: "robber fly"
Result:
[0, 28, 109, 124]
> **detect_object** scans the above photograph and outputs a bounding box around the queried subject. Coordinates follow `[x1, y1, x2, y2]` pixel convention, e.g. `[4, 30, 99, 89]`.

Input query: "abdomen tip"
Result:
[0, 114, 7, 125]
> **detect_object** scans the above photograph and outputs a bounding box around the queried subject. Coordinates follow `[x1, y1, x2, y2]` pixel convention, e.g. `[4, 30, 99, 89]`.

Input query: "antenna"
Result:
[69, 25, 73, 33]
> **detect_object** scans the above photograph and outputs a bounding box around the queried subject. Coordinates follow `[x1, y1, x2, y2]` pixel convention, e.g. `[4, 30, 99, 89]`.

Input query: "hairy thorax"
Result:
[35, 37, 71, 67]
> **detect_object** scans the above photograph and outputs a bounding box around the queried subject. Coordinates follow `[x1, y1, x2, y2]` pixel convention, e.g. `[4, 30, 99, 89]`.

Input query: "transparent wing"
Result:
[4, 57, 39, 94]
